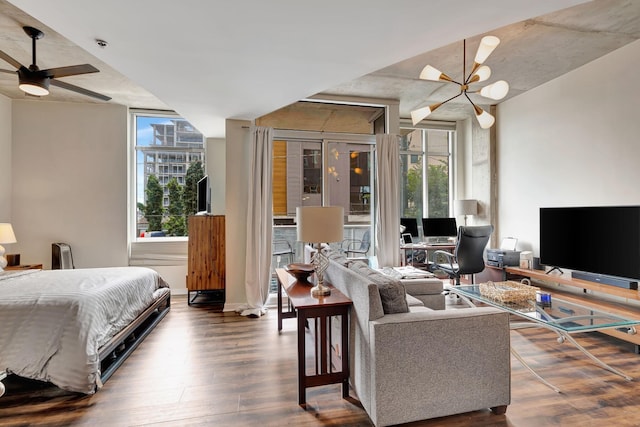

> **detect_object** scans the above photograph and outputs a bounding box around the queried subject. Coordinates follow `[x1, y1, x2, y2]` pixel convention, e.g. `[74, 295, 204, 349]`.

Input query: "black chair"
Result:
[430, 225, 494, 285]
[341, 230, 371, 258]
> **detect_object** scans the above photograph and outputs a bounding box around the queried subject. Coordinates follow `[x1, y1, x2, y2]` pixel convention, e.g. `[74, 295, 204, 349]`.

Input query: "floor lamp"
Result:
[454, 199, 478, 226]
[296, 206, 344, 297]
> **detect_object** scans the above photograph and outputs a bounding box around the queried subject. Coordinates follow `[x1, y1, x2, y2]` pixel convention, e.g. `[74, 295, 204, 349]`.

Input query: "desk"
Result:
[276, 268, 352, 405]
[400, 243, 455, 266]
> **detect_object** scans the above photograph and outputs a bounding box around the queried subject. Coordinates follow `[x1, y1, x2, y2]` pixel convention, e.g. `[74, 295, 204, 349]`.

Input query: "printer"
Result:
[486, 237, 521, 268]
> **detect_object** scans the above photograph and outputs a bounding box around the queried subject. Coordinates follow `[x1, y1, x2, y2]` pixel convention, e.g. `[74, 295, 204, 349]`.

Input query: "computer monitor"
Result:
[400, 217, 419, 237]
[422, 217, 457, 239]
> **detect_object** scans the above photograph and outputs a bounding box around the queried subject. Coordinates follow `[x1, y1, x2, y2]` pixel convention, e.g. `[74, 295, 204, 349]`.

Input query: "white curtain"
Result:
[239, 126, 273, 317]
[375, 134, 401, 267]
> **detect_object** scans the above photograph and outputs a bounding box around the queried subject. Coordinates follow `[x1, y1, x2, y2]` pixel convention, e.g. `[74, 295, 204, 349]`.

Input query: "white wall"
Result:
[0, 94, 11, 223]
[496, 39, 640, 255]
[11, 100, 128, 268]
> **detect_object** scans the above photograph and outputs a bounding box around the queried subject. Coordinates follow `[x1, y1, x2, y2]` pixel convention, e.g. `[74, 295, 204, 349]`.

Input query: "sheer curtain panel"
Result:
[239, 126, 273, 317]
[375, 134, 401, 267]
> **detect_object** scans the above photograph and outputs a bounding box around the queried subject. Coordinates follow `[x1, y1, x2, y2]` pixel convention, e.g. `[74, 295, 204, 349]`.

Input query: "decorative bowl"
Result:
[286, 263, 315, 283]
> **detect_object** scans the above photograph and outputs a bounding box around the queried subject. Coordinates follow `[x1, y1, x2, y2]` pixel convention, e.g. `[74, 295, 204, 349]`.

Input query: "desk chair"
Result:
[272, 240, 295, 267]
[430, 225, 493, 285]
[341, 230, 371, 258]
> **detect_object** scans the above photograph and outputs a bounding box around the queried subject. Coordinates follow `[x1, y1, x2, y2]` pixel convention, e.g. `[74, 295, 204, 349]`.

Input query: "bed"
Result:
[0, 266, 171, 396]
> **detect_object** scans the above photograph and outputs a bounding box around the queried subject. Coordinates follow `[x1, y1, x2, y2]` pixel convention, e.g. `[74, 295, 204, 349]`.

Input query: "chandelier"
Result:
[411, 36, 509, 129]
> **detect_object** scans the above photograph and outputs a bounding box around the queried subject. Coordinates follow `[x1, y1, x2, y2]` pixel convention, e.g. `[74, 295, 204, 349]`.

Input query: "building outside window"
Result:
[131, 112, 205, 239]
[400, 127, 454, 228]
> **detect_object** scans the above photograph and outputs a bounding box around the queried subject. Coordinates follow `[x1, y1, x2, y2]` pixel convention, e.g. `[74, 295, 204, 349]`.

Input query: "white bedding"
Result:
[0, 267, 170, 394]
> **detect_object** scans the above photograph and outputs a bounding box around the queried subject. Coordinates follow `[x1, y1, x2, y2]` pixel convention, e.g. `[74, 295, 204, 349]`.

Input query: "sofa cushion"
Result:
[348, 261, 409, 314]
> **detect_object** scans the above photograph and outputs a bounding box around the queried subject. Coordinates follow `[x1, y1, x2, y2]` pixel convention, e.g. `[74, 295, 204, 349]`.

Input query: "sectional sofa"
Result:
[324, 250, 511, 426]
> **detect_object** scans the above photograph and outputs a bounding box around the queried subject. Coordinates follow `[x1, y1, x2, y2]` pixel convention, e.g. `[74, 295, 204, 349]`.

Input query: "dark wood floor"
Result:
[2, 294, 640, 426]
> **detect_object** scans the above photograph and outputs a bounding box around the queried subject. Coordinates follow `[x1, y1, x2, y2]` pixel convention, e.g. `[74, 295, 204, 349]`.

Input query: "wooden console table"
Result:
[275, 268, 351, 405]
[493, 266, 640, 350]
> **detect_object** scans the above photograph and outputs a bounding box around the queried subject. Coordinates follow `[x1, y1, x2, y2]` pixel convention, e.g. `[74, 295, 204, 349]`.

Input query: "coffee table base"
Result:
[454, 291, 635, 393]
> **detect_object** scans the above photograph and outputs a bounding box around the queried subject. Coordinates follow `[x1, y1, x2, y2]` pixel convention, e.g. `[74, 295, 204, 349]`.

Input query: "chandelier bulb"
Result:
[474, 35, 500, 65]
[411, 102, 443, 125]
[472, 104, 495, 129]
[419, 65, 452, 82]
[479, 80, 509, 100]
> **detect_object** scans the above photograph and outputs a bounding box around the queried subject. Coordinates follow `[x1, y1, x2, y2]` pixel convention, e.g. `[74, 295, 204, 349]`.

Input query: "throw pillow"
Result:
[348, 261, 409, 314]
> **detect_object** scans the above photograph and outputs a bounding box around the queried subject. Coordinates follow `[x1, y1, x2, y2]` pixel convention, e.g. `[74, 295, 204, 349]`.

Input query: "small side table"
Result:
[276, 268, 352, 406]
[5, 264, 43, 271]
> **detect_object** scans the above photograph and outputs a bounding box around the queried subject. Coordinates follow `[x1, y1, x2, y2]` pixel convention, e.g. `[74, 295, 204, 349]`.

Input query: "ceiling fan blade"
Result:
[44, 64, 99, 78]
[0, 49, 24, 69]
[50, 79, 111, 101]
[0, 68, 17, 75]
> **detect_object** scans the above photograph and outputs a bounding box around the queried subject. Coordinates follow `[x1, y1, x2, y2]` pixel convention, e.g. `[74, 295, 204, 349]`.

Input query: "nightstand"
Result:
[5, 264, 43, 270]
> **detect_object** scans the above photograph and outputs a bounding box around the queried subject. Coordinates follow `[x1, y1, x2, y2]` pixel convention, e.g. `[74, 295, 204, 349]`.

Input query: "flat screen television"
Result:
[400, 217, 419, 237]
[196, 175, 210, 214]
[422, 217, 458, 237]
[540, 206, 640, 280]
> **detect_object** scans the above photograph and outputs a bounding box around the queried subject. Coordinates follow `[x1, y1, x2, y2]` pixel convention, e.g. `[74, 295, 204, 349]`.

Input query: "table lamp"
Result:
[454, 199, 478, 226]
[296, 206, 344, 297]
[0, 223, 17, 271]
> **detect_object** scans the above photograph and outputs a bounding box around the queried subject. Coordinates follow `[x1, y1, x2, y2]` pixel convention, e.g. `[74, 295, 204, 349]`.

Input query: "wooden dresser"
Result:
[187, 215, 225, 305]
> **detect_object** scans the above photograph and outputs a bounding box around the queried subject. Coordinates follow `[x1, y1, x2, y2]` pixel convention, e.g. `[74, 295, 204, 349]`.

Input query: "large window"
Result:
[400, 127, 454, 224]
[131, 111, 205, 239]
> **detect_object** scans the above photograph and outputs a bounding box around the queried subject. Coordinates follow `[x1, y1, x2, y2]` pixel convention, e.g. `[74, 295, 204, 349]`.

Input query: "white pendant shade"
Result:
[419, 65, 451, 82]
[474, 36, 500, 64]
[480, 80, 509, 100]
[411, 102, 442, 125]
[471, 65, 491, 82]
[475, 108, 495, 129]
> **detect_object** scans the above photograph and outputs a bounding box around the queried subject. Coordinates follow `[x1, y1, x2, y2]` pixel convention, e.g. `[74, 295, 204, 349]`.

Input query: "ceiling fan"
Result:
[0, 26, 111, 101]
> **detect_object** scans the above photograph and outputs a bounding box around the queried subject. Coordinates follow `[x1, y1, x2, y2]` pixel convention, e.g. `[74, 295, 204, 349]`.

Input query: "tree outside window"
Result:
[133, 113, 205, 238]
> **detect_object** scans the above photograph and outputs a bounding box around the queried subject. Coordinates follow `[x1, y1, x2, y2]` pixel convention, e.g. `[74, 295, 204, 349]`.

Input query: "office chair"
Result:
[341, 230, 371, 258]
[430, 225, 494, 285]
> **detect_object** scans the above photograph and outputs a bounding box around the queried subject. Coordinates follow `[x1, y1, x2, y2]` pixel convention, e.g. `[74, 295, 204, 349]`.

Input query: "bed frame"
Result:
[0, 291, 171, 397]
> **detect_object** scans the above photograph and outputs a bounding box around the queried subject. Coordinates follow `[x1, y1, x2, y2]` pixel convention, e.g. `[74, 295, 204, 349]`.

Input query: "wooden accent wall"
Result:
[187, 215, 225, 291]
[273, 140, 287, 216]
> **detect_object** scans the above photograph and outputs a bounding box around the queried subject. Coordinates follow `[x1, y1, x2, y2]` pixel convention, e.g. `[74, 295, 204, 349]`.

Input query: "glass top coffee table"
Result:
[449, 284, 639, 392]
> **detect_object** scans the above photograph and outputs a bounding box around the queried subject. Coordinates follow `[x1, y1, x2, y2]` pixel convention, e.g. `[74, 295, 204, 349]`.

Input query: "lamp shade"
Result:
[454, 200, 478, 216]
[296, 206, 344, 244]
[0, 223, 17, 244]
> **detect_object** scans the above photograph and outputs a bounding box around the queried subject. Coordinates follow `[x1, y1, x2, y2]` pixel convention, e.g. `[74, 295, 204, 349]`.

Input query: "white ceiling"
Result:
[3, 0, 632, 138]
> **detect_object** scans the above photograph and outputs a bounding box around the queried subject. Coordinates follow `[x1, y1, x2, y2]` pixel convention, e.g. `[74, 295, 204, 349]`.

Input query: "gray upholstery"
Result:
[325, 254, 511, 427]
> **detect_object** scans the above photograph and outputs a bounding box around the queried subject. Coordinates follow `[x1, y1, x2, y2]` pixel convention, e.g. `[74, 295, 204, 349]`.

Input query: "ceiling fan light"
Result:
[474, 35, 500, 64]
[479, 80, 509, 100]
[411, 102, 443, 125]
[419, 65, 452, 82]
[18, 73, 50, 96]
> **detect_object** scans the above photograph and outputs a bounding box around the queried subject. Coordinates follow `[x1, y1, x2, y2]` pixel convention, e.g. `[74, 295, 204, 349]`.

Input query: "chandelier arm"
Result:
[443, 92, 464, 105]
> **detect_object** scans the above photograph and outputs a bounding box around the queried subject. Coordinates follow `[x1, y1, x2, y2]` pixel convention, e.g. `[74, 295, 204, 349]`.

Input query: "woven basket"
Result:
[479, 280, 539, 305]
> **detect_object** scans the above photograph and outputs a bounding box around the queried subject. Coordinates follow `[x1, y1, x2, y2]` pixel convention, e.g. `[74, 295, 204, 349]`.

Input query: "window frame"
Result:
[399, 122, 456, 222]
[128, 109, 205, 245]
